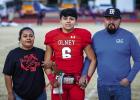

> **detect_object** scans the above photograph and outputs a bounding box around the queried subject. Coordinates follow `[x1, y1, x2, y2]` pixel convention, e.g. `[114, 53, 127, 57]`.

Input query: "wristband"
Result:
[51, 56, 55, 61]
[47, 73, 56, 83]
[87, 75, 91, 82]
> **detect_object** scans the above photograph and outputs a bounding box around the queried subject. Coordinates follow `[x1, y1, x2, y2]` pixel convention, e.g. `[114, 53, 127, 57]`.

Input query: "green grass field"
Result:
[0, 23, 140, 100]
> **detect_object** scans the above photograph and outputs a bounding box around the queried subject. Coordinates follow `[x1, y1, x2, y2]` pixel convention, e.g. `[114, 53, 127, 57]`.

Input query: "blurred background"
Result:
[0, 0, 140, 26]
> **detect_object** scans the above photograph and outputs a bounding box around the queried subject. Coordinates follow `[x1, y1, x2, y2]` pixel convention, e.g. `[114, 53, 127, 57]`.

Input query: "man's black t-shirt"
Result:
[3, 47, 45, 100]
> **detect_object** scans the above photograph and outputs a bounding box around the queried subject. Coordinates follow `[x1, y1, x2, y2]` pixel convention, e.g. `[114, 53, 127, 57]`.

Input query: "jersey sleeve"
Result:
[3, 51, 15, 75]
[82, 30, 92, 47]
[44, 32, 53, 45]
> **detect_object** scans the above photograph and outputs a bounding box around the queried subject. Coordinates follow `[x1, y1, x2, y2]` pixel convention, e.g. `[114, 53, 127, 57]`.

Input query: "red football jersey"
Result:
[44, 28, 91, 75]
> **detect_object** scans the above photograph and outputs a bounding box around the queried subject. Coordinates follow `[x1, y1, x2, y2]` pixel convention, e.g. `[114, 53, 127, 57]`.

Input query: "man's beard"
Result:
[106, 23, 117, 34]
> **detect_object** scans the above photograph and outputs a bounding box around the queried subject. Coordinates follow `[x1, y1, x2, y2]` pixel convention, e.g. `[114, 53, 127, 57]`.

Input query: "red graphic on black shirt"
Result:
[20, 54, 40, 72]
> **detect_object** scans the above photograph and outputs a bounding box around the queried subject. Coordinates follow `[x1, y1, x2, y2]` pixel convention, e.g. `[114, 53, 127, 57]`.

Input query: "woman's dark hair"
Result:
[18, 27, 34, 41]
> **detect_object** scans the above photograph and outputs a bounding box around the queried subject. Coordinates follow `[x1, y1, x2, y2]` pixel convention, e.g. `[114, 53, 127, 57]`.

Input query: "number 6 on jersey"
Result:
[62, 47, 71, 59]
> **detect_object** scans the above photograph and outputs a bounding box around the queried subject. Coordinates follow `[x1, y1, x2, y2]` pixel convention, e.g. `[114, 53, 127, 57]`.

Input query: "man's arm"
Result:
[120, 34, 140, 86]
[127, 35, 140, 81]
[84, 44, 96, 78]
[81, 36, 95, 76]
[81, 57, 90, 76]
[4, 75, 14, 100]
[79, 44, 96, 88]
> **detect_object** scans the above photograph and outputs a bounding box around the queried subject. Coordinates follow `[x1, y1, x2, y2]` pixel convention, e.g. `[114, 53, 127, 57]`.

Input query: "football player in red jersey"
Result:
[44, 8, 96, 100]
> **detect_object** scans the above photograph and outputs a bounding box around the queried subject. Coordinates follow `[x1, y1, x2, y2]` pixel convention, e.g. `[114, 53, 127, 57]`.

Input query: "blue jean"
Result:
[14, 90, 47, 100]
[97, 85, 131, 100]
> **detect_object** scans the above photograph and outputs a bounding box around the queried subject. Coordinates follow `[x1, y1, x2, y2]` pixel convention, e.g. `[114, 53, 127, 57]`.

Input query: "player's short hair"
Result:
[18, 27, 34, 41]
[60, 8, 78, 20]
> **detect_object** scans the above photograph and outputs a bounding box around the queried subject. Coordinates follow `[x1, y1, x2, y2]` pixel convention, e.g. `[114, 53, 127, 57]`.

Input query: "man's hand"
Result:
[79, 75, 90, 89]
[120, 78, 130, 87]
[51, 79, 60, 88]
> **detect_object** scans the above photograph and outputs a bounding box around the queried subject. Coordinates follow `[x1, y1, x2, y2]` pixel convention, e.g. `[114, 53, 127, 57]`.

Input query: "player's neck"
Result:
[62, 28, 74, 33]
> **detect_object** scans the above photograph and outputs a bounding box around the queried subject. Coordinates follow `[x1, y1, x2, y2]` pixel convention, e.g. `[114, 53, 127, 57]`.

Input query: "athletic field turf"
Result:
[0, 23, 140, 100]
